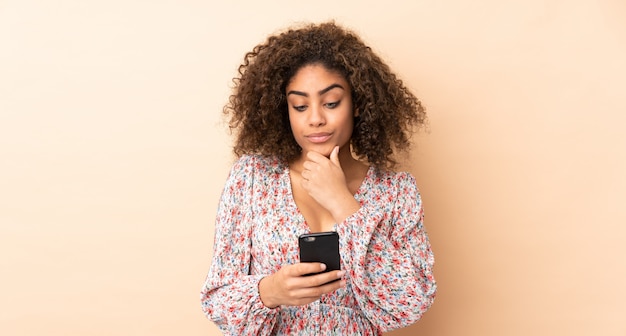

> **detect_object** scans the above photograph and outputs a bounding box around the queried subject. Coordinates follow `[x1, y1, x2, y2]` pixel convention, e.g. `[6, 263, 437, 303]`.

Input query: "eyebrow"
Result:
[287, 83, 345, 97]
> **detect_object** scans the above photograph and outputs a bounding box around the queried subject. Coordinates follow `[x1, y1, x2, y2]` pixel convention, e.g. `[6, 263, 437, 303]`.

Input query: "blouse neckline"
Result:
[282, 163, 374, 233]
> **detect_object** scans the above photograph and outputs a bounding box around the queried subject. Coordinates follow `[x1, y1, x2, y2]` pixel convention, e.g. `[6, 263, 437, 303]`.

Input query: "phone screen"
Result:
[298, 231, 341, 275]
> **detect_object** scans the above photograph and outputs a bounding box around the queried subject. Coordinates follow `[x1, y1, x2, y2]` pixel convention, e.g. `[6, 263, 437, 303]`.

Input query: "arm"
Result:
[336, 173, 437, 332]
[200, 156, 279, 335]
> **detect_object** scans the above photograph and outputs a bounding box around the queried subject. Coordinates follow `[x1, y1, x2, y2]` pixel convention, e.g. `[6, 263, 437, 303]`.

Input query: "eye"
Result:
[293, 105, 307, 112]
[325, 101, 340, 109]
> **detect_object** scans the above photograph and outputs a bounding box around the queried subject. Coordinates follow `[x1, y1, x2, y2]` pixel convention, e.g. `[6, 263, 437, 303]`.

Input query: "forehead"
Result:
[286, 64, 349, 92]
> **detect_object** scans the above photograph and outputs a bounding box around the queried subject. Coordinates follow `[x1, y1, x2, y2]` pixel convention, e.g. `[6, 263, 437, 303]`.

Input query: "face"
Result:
[286, 64, 356, 159]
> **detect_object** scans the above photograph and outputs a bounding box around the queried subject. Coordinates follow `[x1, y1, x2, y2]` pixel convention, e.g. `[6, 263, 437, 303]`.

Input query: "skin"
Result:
[258, 64, 369, 308]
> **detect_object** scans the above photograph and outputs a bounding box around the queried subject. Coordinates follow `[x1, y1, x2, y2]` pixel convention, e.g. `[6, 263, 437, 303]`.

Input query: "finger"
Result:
[318, 278, 347, 292]
[302, 160, 317, 172]
[295, 282, 335, 298]
[299, 277, 346, 298]
[317, 270, 345, 286]
[301, 270, 345, 288]
[295, 262, 326, 276]
[306, 150, 327, 163]
[330, 146, 340, 167]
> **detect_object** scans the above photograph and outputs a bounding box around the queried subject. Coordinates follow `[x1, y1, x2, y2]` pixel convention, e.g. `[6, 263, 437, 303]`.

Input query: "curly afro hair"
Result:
[224, 20, 427, 170]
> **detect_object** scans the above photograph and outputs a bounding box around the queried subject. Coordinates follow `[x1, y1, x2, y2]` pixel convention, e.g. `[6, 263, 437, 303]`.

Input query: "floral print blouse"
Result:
[201, 155, 436, 335]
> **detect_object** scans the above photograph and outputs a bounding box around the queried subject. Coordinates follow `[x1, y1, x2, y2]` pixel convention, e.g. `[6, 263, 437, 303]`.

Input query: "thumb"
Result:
[330, 146, 341, 166]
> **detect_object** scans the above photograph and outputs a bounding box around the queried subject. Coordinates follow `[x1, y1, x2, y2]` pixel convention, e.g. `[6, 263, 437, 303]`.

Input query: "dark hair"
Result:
[224, 20, 426, 169]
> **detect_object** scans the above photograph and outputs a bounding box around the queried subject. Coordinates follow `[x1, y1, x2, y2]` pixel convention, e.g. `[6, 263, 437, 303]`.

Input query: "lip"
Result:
[305, 132, 332, 143]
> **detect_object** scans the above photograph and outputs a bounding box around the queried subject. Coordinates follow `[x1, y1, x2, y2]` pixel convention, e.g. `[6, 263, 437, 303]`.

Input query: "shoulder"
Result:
[366, 168, 423, 211]
[366, 168, 421, 202]
[221, 155, 285, 197]
[370, 168, 418, 190]
[229, 154, 286, 177]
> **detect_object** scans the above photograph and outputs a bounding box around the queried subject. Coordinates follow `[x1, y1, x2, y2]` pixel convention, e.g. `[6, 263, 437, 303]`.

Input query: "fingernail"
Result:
[337, 271, 345, 278]
[320, 263, 326, 270]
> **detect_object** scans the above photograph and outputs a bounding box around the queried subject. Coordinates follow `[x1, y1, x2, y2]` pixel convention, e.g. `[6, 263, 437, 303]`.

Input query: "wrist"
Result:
[330, 195, 360, 224]
[258, 275, 279, 309]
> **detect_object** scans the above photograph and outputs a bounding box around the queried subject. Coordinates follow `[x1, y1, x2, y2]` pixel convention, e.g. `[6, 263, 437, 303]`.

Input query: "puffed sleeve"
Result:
[200, 155, 279, 335]
[335, 172, 436, 332]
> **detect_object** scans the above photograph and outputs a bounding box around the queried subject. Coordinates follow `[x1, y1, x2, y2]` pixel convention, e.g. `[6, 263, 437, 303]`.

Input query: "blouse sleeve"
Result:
[335, 172, 437, 332]
[200, 156, 279, 335]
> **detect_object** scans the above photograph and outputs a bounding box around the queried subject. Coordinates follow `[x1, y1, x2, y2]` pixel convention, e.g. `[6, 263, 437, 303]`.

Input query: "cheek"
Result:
[287, 114, 305, 144]
[339, 114, 355, 133]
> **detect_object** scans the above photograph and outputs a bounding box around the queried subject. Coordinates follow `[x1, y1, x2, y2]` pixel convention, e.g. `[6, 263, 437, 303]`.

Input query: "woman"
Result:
[201, 21, 436, 335]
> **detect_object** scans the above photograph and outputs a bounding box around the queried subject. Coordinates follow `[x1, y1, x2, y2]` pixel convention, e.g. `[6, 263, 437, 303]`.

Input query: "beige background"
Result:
[1, 0, 625, 335]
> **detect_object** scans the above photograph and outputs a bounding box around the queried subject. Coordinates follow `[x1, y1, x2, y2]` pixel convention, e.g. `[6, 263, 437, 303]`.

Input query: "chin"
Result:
[304, 146, 333, 157]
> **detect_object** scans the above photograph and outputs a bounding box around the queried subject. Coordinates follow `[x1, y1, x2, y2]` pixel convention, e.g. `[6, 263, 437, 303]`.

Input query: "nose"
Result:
[308, 104, 326, 127]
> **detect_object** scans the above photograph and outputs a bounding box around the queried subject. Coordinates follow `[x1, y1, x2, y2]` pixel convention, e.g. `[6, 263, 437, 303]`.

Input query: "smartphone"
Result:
[298, 231, 341, 276]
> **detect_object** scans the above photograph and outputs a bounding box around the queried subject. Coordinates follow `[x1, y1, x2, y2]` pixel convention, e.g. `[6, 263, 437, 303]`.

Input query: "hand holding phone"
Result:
[259, 232, 344, 308]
